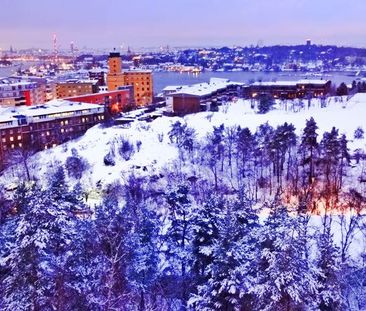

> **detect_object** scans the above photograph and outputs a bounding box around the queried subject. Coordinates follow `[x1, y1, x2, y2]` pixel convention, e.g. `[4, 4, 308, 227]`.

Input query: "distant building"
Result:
[88, 68, 107, 86]
[244, 79, 331, 99]
[107, 51, 153, 107]
[0, 100, 105, 168]
[306, 39, 312, 47]
[0, 77, 46, 107]
[167, 78, 244, 116]
[56, 79, 99, 99]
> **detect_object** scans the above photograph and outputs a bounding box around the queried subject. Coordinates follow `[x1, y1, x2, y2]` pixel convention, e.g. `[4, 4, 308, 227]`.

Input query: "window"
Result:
[17, 135, 21, 140]
[9, 136, 14, 142]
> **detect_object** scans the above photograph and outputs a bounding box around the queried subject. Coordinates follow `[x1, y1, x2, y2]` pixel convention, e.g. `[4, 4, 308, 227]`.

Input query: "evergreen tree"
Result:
[336, 82, 348, 96]
[300, 117, 319, 185]
[191, 195, 225, 282]
[164, 183, 194, 308]
[235, 127, 255, 180]
[125, 202, 160, 311]
[254, 205, 318, 311]
[316, 229, 343, 311]
[338, 134, 350, 189]
[2, 185, 77, 311]
[94, 190, 132, 309]
[270, 122, 297, 185]
[190, 196, 260, 310]
[258, 95, 275, 114]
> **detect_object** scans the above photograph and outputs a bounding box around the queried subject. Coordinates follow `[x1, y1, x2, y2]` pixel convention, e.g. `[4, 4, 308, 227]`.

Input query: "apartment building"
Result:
[0, 100, 105, 168]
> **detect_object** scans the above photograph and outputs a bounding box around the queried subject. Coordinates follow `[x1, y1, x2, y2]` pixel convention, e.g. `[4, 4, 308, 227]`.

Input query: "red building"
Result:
[167, 78, 244, 116]
[65, 87, 133, 113]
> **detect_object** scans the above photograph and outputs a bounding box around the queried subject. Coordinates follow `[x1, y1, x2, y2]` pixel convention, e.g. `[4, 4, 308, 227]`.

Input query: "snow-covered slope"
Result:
[2, 94, 366, 189]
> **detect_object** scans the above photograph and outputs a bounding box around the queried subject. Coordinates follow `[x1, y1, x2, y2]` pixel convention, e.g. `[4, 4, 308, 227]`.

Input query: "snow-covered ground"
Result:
[2, 94, 366, 190]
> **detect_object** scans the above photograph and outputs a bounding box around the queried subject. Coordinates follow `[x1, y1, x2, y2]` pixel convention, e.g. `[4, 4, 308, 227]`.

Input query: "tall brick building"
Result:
[107, 51, 153, 107]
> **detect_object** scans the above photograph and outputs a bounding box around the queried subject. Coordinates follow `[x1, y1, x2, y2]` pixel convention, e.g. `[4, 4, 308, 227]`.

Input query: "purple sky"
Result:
[1, 0, 365, 50]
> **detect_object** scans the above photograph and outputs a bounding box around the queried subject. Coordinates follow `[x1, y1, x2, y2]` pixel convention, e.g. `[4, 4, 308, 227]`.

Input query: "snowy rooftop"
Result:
[124, 69, 152, 74]
[0, 78, 35, 86]
[58, 79, 99, 84]
[252, 79, 330, 87]
[0, 100, 103, 120]
[172, 78, 244, 97]
[162, 85, 186, 92]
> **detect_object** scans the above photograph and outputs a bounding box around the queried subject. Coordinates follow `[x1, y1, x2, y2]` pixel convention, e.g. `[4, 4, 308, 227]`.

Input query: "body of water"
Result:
[0, 64, 360, 94]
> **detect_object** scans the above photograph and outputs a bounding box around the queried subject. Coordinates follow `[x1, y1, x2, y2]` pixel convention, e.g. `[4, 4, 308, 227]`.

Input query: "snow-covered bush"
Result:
[354, 126, 364, 139]
[103, 147, 116, 166]
[118, 137, 135, 161]
[65, 148, 89, 179]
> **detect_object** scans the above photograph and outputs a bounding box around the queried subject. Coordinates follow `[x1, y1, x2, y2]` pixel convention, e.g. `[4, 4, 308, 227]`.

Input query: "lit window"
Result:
[18, 143, 22, 147]
[9, 136, 14, 142]
[2, 138, 5, 143]
[17, 135, 21, 140]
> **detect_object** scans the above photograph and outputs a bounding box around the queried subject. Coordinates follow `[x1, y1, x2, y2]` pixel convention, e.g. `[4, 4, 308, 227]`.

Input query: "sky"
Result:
[0, 0, 366, 50]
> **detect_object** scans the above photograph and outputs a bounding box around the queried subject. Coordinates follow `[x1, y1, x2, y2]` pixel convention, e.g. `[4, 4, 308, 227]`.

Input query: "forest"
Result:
[1, 115, 366, 310]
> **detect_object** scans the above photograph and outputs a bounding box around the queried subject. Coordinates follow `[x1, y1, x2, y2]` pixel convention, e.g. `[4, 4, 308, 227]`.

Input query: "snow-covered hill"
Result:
[2, 94, 366, 191]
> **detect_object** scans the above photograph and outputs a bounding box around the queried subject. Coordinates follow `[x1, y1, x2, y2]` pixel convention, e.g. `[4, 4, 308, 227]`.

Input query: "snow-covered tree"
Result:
[94, 189, 132, 309]
[2, 182, 77, 310]
[190, 195, 260, 310]
[164, 183, 194, 308]
[300, 117, 319, 185]
[254, 205, 318, 311]
[125, 201, 161, 310]
[315, 229, 343, 310]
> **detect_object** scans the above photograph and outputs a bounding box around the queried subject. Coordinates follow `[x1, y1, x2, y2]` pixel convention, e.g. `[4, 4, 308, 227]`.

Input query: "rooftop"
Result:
[171, 78, 244, 97]
[252, 79, 330, 87]
[0, 99, 104, 123]
[57, 79, 99, 85]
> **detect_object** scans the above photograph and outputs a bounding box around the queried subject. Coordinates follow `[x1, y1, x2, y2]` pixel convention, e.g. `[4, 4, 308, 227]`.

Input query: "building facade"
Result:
[107, 52, 153, 107]
[244, 80, 331, 99]
[65, 87, 133, 113]
[0, 100, 105, 168]
[56, 79, 99, 99]
[168, 78, 244, 115]
[0, 77, 46, 107]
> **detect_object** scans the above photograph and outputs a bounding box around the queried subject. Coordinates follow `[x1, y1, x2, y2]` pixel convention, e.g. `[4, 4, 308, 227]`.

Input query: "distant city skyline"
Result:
[1, 0, 366, 50]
